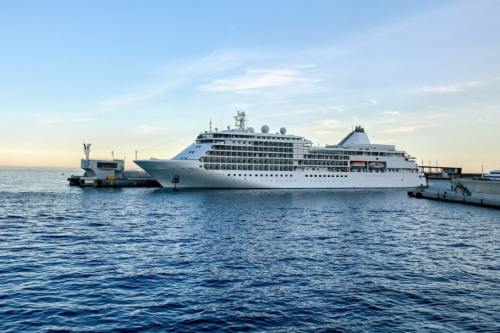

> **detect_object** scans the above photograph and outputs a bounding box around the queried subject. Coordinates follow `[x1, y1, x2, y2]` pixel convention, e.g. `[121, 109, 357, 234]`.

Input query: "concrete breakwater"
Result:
[408, 178, 500, 209]
[68, 147, 161, 187]
[68, 170, 161, 188]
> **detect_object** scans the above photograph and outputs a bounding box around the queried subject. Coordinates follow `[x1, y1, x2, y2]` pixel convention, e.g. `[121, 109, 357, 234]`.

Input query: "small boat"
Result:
[350, 161, 366, 168]
[369, 162, 385, 169]
[484, 170, 500, 180]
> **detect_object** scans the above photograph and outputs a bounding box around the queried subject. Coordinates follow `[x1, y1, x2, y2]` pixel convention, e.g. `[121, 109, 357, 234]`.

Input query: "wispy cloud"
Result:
[294, 64, 316, 69]
[184, 48, 265, 76]
[229, 103, 251, 109]
[314, 119, 342, 138]
[100, 94, 154, 107]
[317, 119, 339, 127]
[359, 100, 378, 107]
[132, 124, 164, 136]
[99, 80, 183, 107]
[428, 113, 447, 119]
[380, 126, 418, 133]
[42, 118, 96, 124]
[253, 108, 321, 119]
[199, 68, 318, 93]
[428, 105, 447, 110]
[416, 81, 481, 93]
[377, 110, 400, 115]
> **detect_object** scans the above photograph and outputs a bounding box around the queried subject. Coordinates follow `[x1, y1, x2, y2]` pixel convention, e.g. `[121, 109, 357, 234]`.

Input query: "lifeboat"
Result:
[369, 162, 385, 168]
[350, 161, 366, 168]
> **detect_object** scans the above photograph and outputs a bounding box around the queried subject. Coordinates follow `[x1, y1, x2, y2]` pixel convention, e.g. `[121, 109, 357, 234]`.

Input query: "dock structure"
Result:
[68, 143, 160, 188]
[408, 165, 500, 209]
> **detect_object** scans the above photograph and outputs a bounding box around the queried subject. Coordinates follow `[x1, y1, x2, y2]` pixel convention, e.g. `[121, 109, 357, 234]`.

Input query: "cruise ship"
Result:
[134, 111, 425, 189]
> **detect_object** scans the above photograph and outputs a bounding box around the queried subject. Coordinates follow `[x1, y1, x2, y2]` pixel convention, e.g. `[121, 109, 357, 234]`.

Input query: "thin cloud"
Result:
[380, 126, 418, 133]
[315, 130, 338, 138]
[199, 68, 318, 93]
[229, 103, 251, 109]
[359, 100, 378, 107]
[42, 118, 96, 124]
[317, 119, 339, 128]
[185, 48, 265, 76]
[132, 124, 164, 136]
[416, 81, 481, 93]
[99, 80, 184, 108]
[428, 105, 447, 110]
[428, 113, 447, 119]
[377, 110, 400, 115]
[100, 94, 153, 106]
[294, 64, 316, 69]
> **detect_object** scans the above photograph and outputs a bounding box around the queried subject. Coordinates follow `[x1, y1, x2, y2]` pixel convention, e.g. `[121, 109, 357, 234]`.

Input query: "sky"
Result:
[1, 0, 499, 172]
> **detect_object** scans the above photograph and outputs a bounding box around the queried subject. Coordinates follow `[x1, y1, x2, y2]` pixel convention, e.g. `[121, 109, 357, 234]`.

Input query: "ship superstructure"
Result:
[134, 112, 425, 188]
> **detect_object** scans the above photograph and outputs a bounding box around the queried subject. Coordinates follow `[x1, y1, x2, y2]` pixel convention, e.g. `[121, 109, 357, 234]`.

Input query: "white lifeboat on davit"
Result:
[369, 162, 385, 168]
[350, 161, 366, 168]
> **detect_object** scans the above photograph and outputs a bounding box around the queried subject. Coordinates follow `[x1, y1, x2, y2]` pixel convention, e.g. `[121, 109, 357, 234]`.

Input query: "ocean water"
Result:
[1, 167, 500, 332]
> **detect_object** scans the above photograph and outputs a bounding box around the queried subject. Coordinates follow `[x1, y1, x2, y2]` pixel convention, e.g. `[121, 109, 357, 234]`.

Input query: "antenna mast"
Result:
[83, 143, 91, 161]
[234, 111, 247, 130]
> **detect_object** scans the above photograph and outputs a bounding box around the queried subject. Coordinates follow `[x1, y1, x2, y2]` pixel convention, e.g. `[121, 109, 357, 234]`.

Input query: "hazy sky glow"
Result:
[1, 0, 499, 172]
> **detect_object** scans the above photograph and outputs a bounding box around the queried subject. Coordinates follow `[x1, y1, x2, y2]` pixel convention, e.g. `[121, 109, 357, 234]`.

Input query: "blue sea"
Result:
[1, 167, 500, 332]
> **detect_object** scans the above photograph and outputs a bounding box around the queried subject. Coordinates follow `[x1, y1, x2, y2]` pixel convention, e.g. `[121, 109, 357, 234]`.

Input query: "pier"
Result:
[68, 171, 160, 188]
[408, 165, 500, 209]
[68, 143, 160, 188]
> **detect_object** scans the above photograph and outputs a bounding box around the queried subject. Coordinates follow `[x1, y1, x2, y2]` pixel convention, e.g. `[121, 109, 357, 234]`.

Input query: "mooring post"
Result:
[172, 175, 179, 191]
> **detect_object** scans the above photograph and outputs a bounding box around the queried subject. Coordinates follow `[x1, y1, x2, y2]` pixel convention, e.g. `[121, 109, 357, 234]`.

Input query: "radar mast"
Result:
[83, 143, 91, 160]
[234, 111, 247, 130]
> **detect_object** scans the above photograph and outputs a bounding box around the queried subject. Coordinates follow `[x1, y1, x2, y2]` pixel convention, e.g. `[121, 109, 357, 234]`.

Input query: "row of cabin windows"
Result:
[205, 164, 293, 171]
[306, 174, 347, 178]
[203, 157, 294, 165]
[311, 150, 406, 157]
[97, 162, 118, 169]
[202, 158, 349, 166]
[210, 145, 294, 152]
[207, 151, 293, 158]
[209, 145, 407, 158]
[300, 161, 348, 166]
[228, 174, 293, 177]
[304, 155, 351, 160]
[200, 134, 302, 141]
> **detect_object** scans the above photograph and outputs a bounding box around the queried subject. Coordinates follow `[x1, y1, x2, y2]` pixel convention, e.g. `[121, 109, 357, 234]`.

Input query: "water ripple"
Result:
[1, 168, 500, 332]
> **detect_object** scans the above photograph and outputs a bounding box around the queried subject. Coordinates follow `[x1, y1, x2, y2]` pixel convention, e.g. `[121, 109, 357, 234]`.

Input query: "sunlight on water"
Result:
[1, 168, 500, 332]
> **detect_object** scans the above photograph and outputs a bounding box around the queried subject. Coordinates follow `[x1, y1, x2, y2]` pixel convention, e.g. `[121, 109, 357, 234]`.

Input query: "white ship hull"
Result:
[135, 159, 425, 189]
